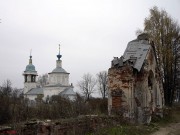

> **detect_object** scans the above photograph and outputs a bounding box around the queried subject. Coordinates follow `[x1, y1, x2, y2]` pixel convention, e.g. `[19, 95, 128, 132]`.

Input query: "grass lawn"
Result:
[87, 104, 180, 135]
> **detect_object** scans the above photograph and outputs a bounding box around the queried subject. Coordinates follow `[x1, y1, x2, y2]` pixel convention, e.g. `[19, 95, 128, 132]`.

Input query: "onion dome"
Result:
[24, 55, 37, 73]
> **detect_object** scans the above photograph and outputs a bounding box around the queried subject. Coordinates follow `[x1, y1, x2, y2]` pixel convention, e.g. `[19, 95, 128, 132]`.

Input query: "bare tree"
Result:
[0, 80, 13, 124]
[77, 73, 96, 100]
[96, 71, 108, 99]
[37, 73, 49, 87]
[142, 6, 180, 105]
[1, 79, 12, 96]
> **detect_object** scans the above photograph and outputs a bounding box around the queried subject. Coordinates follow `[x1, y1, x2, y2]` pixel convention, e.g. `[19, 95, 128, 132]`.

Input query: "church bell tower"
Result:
[23, 53, 38, 94]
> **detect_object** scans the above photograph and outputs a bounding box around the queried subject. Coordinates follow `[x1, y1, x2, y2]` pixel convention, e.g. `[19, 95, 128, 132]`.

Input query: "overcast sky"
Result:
[0, 0, 180, 94]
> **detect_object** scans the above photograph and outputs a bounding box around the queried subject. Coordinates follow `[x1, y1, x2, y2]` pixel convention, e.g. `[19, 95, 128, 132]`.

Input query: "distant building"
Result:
[108, 34, 164, 123]
[23, 46, 76, 102]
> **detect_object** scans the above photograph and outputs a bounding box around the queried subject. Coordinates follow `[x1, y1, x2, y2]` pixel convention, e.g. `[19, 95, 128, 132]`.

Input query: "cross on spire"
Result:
[30, 49, 32, 59]
[29, 49, 32, 64]
[57, 44, 62, 60]
[59, 44, 60, 54]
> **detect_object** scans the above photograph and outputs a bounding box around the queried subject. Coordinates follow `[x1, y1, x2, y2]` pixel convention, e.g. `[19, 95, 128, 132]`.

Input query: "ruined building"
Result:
[108, 34, 164, 123]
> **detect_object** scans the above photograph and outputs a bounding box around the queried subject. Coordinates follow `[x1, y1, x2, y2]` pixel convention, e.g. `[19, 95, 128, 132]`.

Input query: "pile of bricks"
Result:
[19, 116, 126, 135]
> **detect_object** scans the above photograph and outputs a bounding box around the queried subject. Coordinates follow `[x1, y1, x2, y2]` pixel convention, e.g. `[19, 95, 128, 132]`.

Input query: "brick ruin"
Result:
[17, 116, 126, 135]
[108, 34, 164, 123]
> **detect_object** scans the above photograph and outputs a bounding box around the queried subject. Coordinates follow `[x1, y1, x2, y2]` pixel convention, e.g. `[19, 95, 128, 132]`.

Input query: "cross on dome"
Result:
[29, 49, 32, 64]
[57, 44, 62, 60]
[30, 49, 32, 59]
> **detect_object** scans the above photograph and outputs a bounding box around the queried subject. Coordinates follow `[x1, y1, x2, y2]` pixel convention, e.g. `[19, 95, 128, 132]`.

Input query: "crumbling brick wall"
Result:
[108, 65, 135, 118]
[19, 116, 127, 135]
[108, 34, 164, 123]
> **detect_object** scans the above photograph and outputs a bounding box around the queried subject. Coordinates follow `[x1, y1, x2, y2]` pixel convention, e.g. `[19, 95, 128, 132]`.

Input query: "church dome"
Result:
[24, 55, 37, 73]
[25, 64, 36, 72]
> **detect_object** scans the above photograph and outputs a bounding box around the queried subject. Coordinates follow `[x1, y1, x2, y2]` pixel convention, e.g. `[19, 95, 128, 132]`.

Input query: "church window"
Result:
[25, 75, 27, 82]
[31, 75, 36, 82]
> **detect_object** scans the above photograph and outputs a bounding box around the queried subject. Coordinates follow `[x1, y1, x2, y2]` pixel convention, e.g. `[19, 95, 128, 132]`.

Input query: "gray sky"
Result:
[0, 0, 180, 93]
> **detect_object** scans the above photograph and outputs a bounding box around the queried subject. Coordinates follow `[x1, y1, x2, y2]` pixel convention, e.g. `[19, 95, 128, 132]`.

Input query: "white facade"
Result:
[43, 86, 66, 99]
[24, 82, 37, 94]
[48, 60, 69, 85]
[48, 73, 69, 85]
[24, 94, 37, 101]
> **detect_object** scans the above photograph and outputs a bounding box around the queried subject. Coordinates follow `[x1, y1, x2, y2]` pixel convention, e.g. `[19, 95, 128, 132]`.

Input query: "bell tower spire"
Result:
[29, 49, 32, 64]
[48, 45, 70, 86]
[23, 50, 38, 94]
[56, 44, 62, 68]
[57, 44, 62, 60]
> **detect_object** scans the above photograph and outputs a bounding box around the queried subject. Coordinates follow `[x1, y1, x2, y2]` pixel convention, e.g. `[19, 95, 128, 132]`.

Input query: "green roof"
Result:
[25, 64, 36, 72]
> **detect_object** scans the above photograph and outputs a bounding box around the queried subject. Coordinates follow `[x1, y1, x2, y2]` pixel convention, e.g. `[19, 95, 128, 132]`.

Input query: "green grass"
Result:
[152, 105, 180, 126]
[86, 124, 159, 135]
[87, 104, 180, 135]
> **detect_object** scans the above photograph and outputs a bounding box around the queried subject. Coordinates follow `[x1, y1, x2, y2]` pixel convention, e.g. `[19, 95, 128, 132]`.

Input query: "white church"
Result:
[23, 46, 76, 102]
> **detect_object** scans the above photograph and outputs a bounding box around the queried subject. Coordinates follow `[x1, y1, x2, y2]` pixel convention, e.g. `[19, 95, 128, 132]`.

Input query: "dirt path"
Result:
[151, 123, 180, 135]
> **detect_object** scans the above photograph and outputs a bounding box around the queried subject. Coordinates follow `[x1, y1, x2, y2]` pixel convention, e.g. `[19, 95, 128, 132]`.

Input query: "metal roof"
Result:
[123, 40, 151, 71]
[25, 87, 44, 95]
[60, 87, 76, 96]
[24, 64, 37, 72]
[45, 83, 69, 87]
[50, 67, 69, 74]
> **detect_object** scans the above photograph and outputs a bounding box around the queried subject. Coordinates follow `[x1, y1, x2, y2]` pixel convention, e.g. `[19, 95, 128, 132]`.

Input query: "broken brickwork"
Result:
[19, 116, 127, 135]
[108, 34, 164, 124]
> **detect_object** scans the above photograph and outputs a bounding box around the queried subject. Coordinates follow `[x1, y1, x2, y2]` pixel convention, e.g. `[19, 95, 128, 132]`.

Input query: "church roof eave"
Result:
[25, 88, 44, 95]
[48, 67, 70, 74]
[23, 71, 38, 76]
[44, 83, 71, 87]
[48, 72, 70, 74]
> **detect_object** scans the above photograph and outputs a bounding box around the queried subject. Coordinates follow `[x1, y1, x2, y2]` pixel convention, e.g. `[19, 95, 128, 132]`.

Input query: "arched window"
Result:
[148, 70, 154, 90]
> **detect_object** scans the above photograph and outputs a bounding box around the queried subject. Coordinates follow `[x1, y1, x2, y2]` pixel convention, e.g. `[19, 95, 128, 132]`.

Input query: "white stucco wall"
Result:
[48, 73, 69, 85]
[24, 82, 37, 94]
[68, 95, 75, 101]
[25, 94, 37, 101]
[43, 86, 65, 100]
